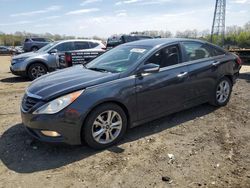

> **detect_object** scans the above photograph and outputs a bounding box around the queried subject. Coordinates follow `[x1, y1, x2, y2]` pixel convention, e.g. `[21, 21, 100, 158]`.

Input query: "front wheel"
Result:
[83, 103, 127, 149]
[27, 63, 48, 80]
[210, 77, 232, 107]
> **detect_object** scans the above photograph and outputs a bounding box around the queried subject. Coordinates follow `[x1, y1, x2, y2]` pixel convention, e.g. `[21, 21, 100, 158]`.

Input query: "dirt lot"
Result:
[0, 56, 249, 188]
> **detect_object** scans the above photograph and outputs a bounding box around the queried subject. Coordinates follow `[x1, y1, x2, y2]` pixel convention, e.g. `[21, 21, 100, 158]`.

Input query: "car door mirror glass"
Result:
[138, 63, 160, 74]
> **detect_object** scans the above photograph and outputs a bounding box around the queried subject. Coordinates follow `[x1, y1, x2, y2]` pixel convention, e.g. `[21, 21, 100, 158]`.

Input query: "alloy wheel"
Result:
[31, 65, 46, 79]
[92, 110, 123, 144]
[216, 80, 230, 104]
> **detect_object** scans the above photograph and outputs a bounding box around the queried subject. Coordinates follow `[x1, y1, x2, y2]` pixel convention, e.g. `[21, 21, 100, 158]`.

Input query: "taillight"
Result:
[236, 56, 242, 65]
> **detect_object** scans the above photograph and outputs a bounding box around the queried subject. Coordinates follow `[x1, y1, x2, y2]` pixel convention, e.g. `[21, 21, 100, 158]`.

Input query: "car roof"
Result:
[123, 38, 206, 47]
[56, 39, 102, 43]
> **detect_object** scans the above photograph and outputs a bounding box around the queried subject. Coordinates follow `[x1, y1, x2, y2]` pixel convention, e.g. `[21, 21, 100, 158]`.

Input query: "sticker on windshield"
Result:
[130, 48, 146, 53]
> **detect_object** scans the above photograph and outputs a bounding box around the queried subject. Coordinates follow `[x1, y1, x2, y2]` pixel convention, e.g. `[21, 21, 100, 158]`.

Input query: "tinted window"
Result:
[207, 44, 225, 56]
[107, 36, 123, 47]
[53, 42, 75, 52]
[24, 39, 31, 42]
[146, 45, 180, 68]
[124, 36, 137, 42]
[183, 42, 213, 61]
[89, 42, 99, 48]
[74, 42, 90, 50]
[32, 38, 46, 42]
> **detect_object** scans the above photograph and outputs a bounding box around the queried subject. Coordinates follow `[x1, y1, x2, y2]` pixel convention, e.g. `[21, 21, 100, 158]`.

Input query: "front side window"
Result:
[86, 45, 152, 73]
[146, 45, 180, 68]
[53, 42, 75, 52]
[183, 42, 213, 61]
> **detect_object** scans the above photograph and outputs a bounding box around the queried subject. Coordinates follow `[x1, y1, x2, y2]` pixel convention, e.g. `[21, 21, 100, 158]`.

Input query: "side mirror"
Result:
[49, 49, 58, 54]
[137, 63, 160, 74]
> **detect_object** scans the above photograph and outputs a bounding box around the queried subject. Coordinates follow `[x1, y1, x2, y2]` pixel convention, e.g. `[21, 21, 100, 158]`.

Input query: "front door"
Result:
[136, 44, 189, 121]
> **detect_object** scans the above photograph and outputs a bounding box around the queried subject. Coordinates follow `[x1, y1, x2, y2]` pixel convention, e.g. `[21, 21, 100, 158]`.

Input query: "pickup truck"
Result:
[58, 49, 105, 68]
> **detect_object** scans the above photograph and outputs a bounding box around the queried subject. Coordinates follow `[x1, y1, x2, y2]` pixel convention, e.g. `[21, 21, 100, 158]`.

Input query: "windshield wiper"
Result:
[88, 67, 110, 73]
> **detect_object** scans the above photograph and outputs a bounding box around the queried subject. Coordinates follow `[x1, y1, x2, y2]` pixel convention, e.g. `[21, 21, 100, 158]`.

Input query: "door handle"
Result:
[177, 72, 188, 78]
[212, 61, 220, 67]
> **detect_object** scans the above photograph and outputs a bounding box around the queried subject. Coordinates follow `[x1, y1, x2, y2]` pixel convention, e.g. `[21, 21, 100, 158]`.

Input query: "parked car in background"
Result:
[14, 46, 24, 55]
[20, 38, 242, 149]
[106, 34, 153, 49]
[0, 46, 17, 55]
[23, 37, 53, 52]
[10, 39, 106, 80]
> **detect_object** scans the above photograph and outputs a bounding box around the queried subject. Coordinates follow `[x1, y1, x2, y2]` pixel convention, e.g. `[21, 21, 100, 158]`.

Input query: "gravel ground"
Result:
[0, 56, 250, 188]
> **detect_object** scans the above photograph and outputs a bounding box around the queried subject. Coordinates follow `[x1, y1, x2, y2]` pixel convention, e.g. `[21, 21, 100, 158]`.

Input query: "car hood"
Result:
[27, 66, 120, 101]
[12, 51, 44, 59]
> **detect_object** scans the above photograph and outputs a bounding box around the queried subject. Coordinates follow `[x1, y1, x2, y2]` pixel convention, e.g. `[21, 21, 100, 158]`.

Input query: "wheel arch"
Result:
[224, 75, 233, 85]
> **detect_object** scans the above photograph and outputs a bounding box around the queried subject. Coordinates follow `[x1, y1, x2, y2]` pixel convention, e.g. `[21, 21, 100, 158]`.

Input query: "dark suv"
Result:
[23, 37, 53, 52]
[106, 34, 152, 49]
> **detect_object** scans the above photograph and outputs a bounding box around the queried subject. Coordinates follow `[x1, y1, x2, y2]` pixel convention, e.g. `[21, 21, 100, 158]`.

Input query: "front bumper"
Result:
[21, 109, 83, 145]
[10, 60, 27, 77]
[10, 66, 26, 77]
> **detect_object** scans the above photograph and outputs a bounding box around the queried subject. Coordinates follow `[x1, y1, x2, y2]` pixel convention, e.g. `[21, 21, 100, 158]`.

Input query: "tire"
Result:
[27, 63, 48, 80]
[83, 103, 127, 149]
[31, 46, 38, 52]
[210, 77, 232, 107]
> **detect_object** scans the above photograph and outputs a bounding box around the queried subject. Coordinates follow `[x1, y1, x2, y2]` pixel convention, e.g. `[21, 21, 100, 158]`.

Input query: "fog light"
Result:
[41, 130, 61, 137]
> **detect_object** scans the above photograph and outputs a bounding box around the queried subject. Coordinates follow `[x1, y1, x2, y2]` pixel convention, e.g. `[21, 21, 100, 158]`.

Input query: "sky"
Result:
[0, 0, 249, 38]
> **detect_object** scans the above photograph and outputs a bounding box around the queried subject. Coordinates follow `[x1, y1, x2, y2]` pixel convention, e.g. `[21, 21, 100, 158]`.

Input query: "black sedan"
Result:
[21, 38, 242, 149]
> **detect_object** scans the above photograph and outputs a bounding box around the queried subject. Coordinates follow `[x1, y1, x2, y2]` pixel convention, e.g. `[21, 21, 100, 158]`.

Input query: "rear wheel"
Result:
[27, 63, 48, 80]
[210, 77, 232, 107]
[83, 103, 127, 149]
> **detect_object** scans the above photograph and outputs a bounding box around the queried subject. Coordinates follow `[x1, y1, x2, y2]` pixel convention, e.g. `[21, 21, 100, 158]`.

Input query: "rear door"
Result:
[181, 41, 222, 106]
[74, 41, 90, 50]
[136, 44, 190, 121]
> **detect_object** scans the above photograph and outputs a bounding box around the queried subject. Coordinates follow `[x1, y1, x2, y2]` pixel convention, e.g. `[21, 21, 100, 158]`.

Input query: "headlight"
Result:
[33, 90, 84, 114]
[12, 57, 27, 64]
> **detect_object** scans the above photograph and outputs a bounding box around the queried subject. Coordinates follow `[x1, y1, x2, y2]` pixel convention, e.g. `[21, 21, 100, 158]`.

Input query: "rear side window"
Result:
[89, 42, 99, 48]
[146, 45, 181, 68]
[74, 42, 90, 50]
[207, 44, 225, 56]
[24, 39, 31, 42]
[32, 38, 46, 42]
[182, 42, 213, 61]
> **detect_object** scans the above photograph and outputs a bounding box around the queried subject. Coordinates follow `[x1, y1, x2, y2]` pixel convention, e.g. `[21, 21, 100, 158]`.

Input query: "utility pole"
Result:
[211, 0, 226, 45]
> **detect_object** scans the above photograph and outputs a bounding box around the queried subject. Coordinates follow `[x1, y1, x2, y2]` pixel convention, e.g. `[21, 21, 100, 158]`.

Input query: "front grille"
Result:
[22, 94, 41, 112]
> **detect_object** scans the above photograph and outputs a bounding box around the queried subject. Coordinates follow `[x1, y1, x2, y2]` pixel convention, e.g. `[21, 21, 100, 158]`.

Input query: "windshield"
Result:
[86, 45, 152, 73]
[37, 41, 59, 52]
